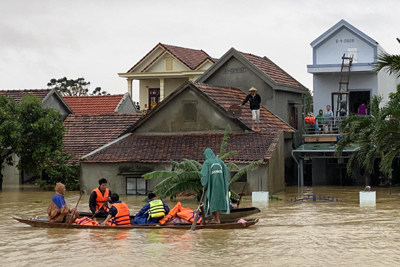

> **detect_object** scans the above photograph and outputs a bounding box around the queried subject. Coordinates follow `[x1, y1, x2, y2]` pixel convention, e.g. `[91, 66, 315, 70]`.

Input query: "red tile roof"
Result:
[127, 43, 214, 73]
[63, 95, 125, 115]
[239, 51, 303, 88]
[63, 114, 142, 162]
[0, 89, 52, 102]
[81, 132, 281, 164]
[195, 83, 294, 133]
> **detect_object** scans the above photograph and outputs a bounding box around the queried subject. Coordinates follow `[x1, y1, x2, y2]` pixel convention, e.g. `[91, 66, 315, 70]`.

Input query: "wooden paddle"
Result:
[66, 191, 83, 228]
[190, 189, 205, 231]
[237, 182, 247, 208]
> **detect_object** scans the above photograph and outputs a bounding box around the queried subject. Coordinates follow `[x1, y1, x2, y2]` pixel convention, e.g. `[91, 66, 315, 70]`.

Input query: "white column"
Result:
[127, 78, 133, 97]
[159, 78, 165, 101]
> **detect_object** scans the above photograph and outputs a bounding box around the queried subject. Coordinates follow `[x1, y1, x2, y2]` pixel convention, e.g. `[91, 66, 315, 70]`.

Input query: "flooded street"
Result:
[1, 185, 400, 266]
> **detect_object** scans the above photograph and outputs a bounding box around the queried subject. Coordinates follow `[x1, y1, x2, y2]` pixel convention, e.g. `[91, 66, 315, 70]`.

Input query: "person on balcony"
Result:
[324, 105, 334, 133]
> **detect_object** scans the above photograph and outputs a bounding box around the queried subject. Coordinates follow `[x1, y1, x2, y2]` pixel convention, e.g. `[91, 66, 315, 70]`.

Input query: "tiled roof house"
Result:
[80, 81, 293, 196]
[63, 93, 137, 115]
[197, 47, 308, 146]
[118, 43, 215, 111]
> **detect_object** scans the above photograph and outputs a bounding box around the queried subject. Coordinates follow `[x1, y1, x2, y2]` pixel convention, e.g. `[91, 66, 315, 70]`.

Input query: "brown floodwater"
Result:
[1, 185, 400, 266]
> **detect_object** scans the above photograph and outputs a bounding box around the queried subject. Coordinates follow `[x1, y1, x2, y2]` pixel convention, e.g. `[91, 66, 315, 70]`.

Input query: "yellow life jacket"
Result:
[148, 199, 166, 219]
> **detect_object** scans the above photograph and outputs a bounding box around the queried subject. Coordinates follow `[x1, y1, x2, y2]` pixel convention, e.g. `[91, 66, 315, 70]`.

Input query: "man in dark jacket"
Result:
[133, 193, 170, 224]
[241, 86, 261, 131]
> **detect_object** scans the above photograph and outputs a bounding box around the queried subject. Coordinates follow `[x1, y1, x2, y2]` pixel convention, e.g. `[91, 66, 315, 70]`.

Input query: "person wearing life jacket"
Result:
[100, 193, 131, 226]
[133, 193, 169, 224]
[89, 178, 111, 217]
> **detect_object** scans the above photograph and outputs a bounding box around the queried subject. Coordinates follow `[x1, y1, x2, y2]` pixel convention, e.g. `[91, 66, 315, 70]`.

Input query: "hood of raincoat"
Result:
[203, 148, 216, 160]
[55, 182, 65, 196]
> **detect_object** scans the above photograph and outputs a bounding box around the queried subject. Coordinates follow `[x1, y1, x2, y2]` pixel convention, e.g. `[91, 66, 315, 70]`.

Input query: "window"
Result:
[347, 48, 357, 63]
[126, 177, 147, 195]
[288, 104, 299, 129]
[183, 100, 197, 122]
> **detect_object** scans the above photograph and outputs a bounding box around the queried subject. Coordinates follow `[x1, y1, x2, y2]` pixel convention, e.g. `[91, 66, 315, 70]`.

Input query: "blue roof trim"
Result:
[310, 19, 378, 48]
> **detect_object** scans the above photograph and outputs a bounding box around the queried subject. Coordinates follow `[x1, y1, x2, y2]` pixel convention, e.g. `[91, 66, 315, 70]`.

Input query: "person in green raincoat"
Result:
[200, 148, 230, 223]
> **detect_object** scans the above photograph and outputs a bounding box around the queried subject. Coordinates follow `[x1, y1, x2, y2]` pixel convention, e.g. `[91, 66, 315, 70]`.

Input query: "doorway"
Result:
[349, 91, 370, 115]
[148, 88, 160, 110]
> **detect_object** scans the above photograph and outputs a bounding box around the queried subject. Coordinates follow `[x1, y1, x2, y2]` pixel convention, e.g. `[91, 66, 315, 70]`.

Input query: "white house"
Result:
[308, 19, 400, 115]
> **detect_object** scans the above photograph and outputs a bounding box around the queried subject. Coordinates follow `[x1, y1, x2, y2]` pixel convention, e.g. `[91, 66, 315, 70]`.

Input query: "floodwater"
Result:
[1, 185, 400, 267]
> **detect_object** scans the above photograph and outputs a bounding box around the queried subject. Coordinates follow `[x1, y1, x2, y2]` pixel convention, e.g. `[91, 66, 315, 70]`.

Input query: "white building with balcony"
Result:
[308, 19, 399, 115]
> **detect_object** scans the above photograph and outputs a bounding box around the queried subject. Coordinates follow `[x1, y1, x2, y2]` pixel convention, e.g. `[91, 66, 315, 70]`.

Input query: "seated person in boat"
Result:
[89, 178, 111, 217]
[47, 182, 79, 223]
[229, 190, 239, 209]
[100, 193, 130, 226]
[133, 193, 170, 225]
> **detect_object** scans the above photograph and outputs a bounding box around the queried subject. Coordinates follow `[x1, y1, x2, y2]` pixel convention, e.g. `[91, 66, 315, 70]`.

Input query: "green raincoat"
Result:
[200, 148, 230, 216]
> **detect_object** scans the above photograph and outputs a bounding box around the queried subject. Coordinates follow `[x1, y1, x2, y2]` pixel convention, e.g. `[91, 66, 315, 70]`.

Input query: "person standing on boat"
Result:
[241, 86, 261, 132]
[89, 178, 111, 217]
[133, 193, 170, 224]
[47, 182, 79, 223]
[201, 148, 230, 224]
[101, 193, 131, 226]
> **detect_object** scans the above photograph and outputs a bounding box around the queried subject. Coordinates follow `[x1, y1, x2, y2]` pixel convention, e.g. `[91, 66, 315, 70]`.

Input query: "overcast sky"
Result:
[1, 0, 399, 101]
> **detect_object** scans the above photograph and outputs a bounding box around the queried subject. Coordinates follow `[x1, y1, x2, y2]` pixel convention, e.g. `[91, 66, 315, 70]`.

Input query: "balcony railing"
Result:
[303, 117, 342, 135]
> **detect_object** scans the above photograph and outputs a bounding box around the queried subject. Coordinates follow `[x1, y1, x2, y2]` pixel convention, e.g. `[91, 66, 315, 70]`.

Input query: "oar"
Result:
[66, 191, 83, 228]
[237, 182, 247, 208]
[191, 189, 205, 231]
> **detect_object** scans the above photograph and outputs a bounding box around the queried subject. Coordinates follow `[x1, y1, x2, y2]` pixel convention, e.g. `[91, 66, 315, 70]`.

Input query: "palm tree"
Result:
[374, 38, 400, 77]
[143, 124, 263, 200]
[336, 96, 384, 177]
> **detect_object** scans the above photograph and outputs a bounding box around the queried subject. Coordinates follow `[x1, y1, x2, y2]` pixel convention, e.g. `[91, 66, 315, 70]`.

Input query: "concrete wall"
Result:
[267, 133, 285, 194]
[80, 162, 173, 195]
[1, 154, 20, 185]
[313, 72, 377, 113]
[42, 94, 70, 120]
[116, 94, 138, 114]
[135, 88, 243, 133]
[314, 27, 375, 65]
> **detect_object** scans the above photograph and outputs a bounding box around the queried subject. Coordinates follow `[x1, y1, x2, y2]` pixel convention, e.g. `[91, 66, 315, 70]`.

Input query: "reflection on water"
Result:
[1, 185, 400, 266]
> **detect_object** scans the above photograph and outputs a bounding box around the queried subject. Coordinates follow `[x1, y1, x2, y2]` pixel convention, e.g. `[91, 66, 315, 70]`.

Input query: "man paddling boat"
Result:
[47, 182, 79, 223]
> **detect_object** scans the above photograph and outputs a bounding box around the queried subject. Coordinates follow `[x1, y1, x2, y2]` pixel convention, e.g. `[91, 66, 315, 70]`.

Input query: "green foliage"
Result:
[374, 38, 400, 78]
[0, 93, 79, 190]
[47, 77, 108, 96]
[40, 151, 81, 190]
[16, 94, 65, 176]
[304, 88, 314, 115]
[337, 86, 400, 179]
[143, 124, 263, 200]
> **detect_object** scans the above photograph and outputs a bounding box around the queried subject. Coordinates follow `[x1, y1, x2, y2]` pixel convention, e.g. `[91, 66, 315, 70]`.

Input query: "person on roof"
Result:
[133, 193, 170, 225]
[201, 148, 230, 224]
[101, 193, 131, 226]
[89, 178, 111, 217]
[241, 86, 261, 132]
[47, 182, 79, 223]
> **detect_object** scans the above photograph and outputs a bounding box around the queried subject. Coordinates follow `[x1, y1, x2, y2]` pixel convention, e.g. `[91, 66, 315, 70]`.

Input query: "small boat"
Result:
[12, 215, 259, 230]
[78, 206, 261, 222]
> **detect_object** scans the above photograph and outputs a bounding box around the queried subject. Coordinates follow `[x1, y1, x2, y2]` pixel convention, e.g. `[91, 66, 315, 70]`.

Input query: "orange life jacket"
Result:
[159, 201, 201, 224]
[92, 188, 110, 212]
[305, 116, 316, 125]
[177, 208, 202, 223]
[74, 216, 99, 226]
[107, 202, 130, 226]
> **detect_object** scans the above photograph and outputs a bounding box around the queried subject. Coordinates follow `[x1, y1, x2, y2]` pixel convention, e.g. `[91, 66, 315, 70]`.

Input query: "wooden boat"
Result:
[78, 206, 261, 222]
[12, 215, 258, 230]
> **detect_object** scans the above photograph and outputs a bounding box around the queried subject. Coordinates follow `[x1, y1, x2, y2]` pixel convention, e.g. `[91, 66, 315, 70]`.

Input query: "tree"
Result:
[0, 95, 20, 190]
[374, 38, 400, 77]
[47, 77, 108, 96]
[303, 89, 313, 115]
[143, 125, 263, 200]
[16, 94, 65, 177]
